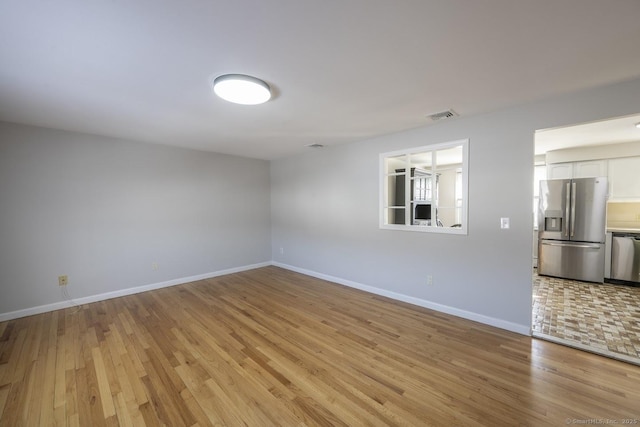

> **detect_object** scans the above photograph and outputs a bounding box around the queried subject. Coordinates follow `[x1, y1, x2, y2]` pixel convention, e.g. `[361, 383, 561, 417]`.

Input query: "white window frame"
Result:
[379, 138, 469, 235]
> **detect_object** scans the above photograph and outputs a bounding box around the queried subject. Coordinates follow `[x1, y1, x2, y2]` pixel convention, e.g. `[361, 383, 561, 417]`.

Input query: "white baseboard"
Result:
[273, 262, 532, 336]
[0, 262, 271, 322]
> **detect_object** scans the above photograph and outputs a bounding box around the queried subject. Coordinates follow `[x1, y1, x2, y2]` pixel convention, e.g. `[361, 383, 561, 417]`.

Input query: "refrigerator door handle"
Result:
[570, 182, 576, 238]
[541, 241, 601, 249]
[565, 182, 571, 237]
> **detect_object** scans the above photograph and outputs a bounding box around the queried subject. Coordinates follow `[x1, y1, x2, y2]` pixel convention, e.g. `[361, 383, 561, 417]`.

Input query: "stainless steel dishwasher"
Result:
[611, 233, 640, 284]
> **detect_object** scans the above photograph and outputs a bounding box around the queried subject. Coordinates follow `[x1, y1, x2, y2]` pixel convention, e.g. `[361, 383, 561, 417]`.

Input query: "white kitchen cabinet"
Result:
[574, 160, 607, 178]
[546, 160, 607, 180]
[546, 163, 573, 179]
[609, 157, 640, 200]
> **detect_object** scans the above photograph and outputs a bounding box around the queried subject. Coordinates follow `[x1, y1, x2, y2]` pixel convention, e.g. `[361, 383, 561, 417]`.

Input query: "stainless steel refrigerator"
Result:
[537, 177, 608, 283]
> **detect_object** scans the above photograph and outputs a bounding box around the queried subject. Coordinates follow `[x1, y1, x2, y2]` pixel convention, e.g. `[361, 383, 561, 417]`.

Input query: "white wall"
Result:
[0, 122, 271, 316]
[270, 77, 640, 334]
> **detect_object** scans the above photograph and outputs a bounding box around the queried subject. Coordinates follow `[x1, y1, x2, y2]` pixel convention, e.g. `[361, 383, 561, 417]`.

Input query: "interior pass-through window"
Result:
[380, 139, 469, 234]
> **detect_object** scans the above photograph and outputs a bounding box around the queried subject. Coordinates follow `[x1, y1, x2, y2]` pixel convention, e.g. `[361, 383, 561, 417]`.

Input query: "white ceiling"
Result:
[1, 0, 640, 160]
[535, 113, 640, 155]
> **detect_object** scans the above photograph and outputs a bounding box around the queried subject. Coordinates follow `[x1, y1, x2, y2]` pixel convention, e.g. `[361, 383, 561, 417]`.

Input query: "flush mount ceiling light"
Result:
[212, 74, 271, 105]
[635, 122, 640, 129]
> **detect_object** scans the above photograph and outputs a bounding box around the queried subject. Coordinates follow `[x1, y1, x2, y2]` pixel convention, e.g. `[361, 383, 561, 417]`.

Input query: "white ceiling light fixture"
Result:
[635, 122, 640, 129]
[212, 74, 271, 105]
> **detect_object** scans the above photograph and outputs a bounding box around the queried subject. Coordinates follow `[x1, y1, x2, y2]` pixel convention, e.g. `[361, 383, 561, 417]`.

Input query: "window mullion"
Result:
[404, 154, 413, 225]
[431, 150, 437, 223]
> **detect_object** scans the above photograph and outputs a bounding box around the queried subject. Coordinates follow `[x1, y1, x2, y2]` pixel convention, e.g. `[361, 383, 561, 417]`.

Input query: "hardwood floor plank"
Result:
[0, 383, 10, 420]
[113, 392, 135, 427]
[65, 366, 79, 427]
[174, 360, 228, 426]
[1, 266, 639, 426]
[53, 329, 67, 412]
[0, 322, 16, 367]
[79, 326, 108, 427]
[137, 400, 161, 427]
[104, 327, 135, 405]
[38, 323, 58, 425]
[1, 361, 32, 426]
[141, 349, 195, 426]
[0, 326, 24, 388]
[92, 346, 116, 419]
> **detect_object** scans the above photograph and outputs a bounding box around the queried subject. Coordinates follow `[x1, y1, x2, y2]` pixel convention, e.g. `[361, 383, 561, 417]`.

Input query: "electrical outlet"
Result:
[58, 275, 68, 286]
[427, 275, 433, 286]
[152, 262, 159, 270]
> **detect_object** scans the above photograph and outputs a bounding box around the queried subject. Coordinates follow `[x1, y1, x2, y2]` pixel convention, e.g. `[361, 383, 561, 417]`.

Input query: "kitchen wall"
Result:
[271, 77, 640, 334]
[608, 202, 640, 230]
[546, 141, 640, 164]
[0, 122, 272, 318]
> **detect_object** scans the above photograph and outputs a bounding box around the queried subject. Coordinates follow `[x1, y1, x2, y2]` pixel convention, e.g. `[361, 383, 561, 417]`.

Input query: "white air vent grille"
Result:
[426, 109, 458, 122]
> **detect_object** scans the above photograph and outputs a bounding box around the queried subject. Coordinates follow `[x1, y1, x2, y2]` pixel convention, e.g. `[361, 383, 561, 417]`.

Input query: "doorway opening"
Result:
[532, 113, 640, 365]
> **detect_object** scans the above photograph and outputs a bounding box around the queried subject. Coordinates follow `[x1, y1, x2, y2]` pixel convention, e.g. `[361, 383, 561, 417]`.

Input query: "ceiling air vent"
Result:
[426, 109, 458, 122]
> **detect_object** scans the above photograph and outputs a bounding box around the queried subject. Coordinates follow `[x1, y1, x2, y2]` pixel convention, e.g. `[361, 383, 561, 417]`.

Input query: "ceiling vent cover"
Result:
[426, 109, 458, 122]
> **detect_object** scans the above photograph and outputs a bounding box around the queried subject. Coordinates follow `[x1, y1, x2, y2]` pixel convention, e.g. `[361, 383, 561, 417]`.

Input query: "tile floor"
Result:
[532, 272, 640, 365]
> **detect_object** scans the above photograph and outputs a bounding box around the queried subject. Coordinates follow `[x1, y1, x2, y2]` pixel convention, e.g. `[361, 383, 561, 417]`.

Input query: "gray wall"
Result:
[270, 77, 640, 333]
[2, 77, 639, 328]
[0, 122, 271, 315]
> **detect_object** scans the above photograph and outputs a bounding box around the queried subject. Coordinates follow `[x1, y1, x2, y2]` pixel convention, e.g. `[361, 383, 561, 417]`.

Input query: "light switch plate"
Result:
[500, 217, 510, 229]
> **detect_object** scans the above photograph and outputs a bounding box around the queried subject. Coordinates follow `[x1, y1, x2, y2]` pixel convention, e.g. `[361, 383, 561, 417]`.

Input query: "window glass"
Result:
[380, 139, 468, 234]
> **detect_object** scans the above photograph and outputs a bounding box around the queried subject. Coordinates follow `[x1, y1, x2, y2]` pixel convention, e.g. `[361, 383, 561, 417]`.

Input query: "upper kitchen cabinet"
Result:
[574, 160, 608, 178]
[546, 163, 573, 179]
[609, 157, 640, 200]
[538, 114, 640, 200]
[546, 160, 607, 180]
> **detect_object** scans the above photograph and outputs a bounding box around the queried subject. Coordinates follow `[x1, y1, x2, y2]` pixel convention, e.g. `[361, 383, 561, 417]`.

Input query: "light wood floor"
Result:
[1, 267, 639, 426]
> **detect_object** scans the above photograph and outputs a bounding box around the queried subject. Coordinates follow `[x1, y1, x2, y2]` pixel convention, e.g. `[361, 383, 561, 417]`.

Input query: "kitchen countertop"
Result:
[607, 228, 640, 233]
